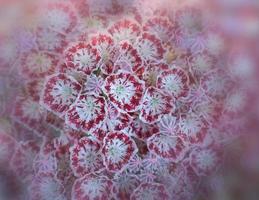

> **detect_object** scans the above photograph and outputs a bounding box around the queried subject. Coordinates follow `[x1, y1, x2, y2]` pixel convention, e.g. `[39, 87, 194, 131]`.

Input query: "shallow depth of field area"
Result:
[0, 0, 259, 200]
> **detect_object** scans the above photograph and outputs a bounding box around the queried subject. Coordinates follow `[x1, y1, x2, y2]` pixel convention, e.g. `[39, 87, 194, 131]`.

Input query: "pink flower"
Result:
[69, 137, 104, 177]
[102, 131, 137, 171]
[103, 72, 144, 113]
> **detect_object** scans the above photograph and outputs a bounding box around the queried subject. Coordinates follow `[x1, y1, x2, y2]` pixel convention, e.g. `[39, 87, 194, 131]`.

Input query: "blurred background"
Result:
[0, 0, 259, 200]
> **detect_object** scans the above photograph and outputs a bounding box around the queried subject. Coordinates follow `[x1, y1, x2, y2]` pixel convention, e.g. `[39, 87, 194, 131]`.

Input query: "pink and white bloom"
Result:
[103, 72, 144, 113]
[70, 137, 104, 177]
[227, 51, 255, 81]
[41, 73, 81, 116]
[205, 31, 225, 56]
[105, 111, 132, 132]
[157, 67, 189, 99]
[140, 87, 174, 124]
[72, 173, 113, 200]
[65, 94, 107, 132]
[136, 32, 165, 63]
[147, 133, 187, 161]
[102, 131, 137, 171]
[65, 42, 101, 75]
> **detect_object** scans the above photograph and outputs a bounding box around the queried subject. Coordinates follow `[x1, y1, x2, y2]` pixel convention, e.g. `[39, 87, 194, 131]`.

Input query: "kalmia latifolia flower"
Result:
[103, 72, 144, 113]
[69, 137, 104, 177]
[41, 73, 81, 116]
[140, 86, 174, 124]
[157, 66, 190, 99]
[102, 131, 137, 171]
[136, 32, 165, 63]
[65, 94, 106, 132]
[65, 42, 101, 75]
[1, 1, 251, 199]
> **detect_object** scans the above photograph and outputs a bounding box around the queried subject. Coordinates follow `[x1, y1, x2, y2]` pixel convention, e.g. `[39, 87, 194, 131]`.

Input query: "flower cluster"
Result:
[0, 0, 258, 200]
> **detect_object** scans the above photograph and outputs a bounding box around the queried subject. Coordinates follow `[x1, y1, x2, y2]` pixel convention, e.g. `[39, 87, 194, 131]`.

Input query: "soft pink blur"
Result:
[0, 0, 259, 200]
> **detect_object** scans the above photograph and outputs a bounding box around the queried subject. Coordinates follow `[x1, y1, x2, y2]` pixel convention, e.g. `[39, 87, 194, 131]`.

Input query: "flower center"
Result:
[115, 85, 125, 96]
